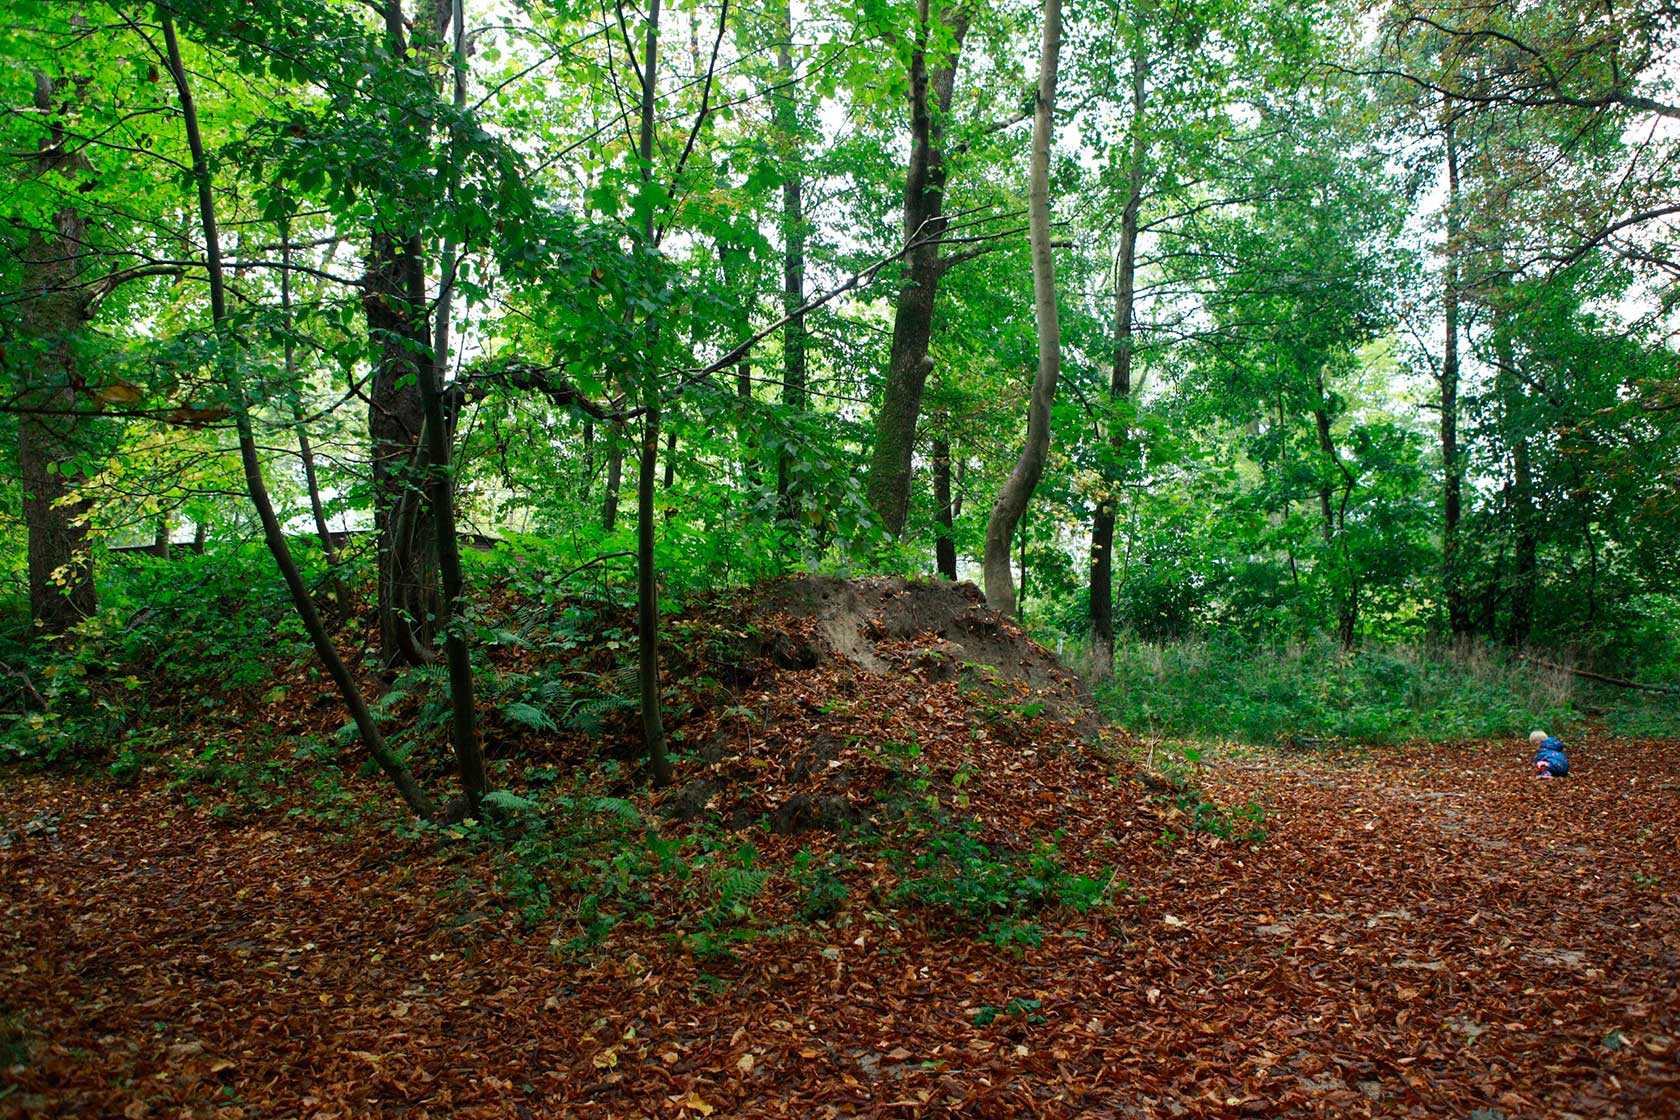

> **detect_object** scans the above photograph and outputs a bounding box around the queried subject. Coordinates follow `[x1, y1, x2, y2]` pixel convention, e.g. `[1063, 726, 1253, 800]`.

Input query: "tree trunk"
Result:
[17, 74, 96, 633]
[635, 0, 673, 786]
[775, 0, 807, 522]
[1088, 35, 1148, 674]
[1313, 408, 1337, 544]
[282, 226, 348, 609]
[366, 0, 446, 669]
[982, 0, 1061, 616]
[736, 358, 752, 403]
[1311, 383, 1357, 650]
[603, 425, 624, 530]
[864, 0, 971, 537]
[367, 242, 432, 663]
[737, 357, 759, 488]
[581, 420, 595, 501]
[421, 0, 491, 813]
[1493, 324, 1536, 645]
[933, 433, 957, 579]
[1508, 410, 1537, 645]
[161, 14, 434, 817]
[1017, 513, 1028, 621]
[1439, 105, 1470, 637]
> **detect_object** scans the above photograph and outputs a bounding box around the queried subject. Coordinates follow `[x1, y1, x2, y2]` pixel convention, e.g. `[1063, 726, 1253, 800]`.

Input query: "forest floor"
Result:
[3, 734, 1677, 1119]
[1, 578, 1677, 1118]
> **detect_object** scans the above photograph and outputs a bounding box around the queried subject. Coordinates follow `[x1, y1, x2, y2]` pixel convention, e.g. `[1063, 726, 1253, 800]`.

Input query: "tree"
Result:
[1086, 11, 1149, 670]
[420, 0, 491, 811]
[863, 0, 974, 538]
[1437, 98, 1469, 636]
[156, 7, 435, 816]
[982, 0, 1062, 616]
[631, 0, 673, 787]
[773, 0, 809, 526]
[364, 0, 451, 671]
[1169, 74, 1412, 646]
[1375, 0, 1680, 284]
[1070, 0, 1328, 668]
[13, 73, 97, 633]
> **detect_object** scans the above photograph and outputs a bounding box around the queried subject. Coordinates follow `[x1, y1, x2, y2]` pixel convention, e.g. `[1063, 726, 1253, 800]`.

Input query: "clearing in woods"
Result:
[4, 740, 1676, 1117]
[1, 581, 1676, 1117]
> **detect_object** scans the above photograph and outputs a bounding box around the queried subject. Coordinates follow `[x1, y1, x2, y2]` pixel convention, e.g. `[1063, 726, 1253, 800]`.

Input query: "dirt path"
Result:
[2, 736, 1676, 1118]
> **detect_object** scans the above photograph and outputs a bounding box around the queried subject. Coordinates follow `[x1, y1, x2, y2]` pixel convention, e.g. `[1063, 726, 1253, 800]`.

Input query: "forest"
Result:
[2, 0, 1679, 1116]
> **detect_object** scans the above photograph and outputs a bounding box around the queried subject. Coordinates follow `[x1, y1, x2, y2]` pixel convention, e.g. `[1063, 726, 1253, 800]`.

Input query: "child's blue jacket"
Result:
[1534, 738, 1570, 776]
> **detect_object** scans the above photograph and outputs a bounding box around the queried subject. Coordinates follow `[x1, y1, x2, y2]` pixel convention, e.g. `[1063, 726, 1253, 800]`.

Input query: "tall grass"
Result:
[1092, 634, 1680, 746]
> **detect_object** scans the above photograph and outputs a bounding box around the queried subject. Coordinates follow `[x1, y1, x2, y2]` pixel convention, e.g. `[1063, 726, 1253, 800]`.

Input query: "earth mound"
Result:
[661, 575, 1115, 835]
[744, 574, 1095, 737]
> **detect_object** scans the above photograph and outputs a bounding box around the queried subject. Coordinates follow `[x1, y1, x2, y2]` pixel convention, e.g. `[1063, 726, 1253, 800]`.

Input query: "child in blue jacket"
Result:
[1530, 730, 1570, 778]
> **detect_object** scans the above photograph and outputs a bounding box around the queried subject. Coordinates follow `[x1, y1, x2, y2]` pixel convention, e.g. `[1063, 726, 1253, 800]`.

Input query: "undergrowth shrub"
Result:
[0, 542, 309, 766]
[789, 848, 850, 921]
[886, 814, 1116, 949]
[1094, 634, 1618, 745]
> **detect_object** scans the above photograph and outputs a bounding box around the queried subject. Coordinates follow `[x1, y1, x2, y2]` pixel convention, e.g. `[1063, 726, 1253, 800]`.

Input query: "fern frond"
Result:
[715, 868, 769, 907]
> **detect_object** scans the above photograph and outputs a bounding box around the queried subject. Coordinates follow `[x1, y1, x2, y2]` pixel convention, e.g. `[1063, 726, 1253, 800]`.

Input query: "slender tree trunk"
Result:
[581, 420, 596, 501]
[864, 0, 971, 537]
[635, 0, 673, 786]
[775, 0, 807, 522]
[161, 15, 433, 817]
[603, 425, 624, 530]
[1483, 532, 1505, 638]
[292, 408, 341, 571]
[736, 357, 760, 487]
[282, 226, 348, 609]
[1311, 378, 1357, 650]
[1581, 501, 1598, 627]
[1490, 320, 1536, 644]
[1508, 407, 1537, 645]
[933, 433, 957, 578]
[1313, 409, 1337, 544]
[716, 240, 758, 487]
[1439, 105, 1470, 638]
[1088, 37, 1148, 674]
[421, 0, 491, 812]
[17, 74, 96, 633]
[982, 0, 1061, 615]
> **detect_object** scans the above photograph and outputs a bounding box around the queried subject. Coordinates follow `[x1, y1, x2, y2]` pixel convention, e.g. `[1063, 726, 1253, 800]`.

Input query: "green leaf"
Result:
[503, 702, 556, 732]
[481, 789, 540, 814]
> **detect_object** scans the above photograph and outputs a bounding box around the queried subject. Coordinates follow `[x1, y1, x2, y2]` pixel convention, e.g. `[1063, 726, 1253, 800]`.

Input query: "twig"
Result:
[0, 662, 46, 710]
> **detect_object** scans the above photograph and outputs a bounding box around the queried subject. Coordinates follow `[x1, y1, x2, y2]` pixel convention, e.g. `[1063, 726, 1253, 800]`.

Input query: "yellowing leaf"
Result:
[95, 380, 143, 404]
[673, 1090, 714, 1115]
